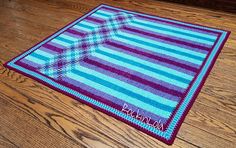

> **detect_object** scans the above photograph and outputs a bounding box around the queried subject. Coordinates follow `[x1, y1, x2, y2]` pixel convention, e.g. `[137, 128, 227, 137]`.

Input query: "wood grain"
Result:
[0, 0, 236, 147]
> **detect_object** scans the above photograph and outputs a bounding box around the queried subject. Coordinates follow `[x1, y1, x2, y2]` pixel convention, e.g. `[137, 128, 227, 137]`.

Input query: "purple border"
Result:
[3, 4, 231, 145]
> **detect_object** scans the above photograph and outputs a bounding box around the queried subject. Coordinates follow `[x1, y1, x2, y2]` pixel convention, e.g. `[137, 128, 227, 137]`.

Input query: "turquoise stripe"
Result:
[93, 50, 189, 89]
[134, 18, 216, 41]
[68, 68, 172, 118]
[165, 32, 227, 138]
[96, 10, 113, 16]
[91, 12, 109, 19]
[24, 55, 46, 65]
[130, 21, 214, 45]
[59, 34, 78, 42]
[118, 31, 206, 59]
[56, 36, 74, 44]
[74, 23, 94, 30]
[31, 52, 49, 61]
[95, 11, 111, 17]
[75, 65, 178, 107]
[79, 20, 100, 28]
[35, 49, 54, 58]
[73, 24, 92, 32]
[112, 34, 203, 65]
[99, 46, 193, 81]
[96, 49, 190, 85]
[98, 9, 115, 15]
[51, 38, 70, 47]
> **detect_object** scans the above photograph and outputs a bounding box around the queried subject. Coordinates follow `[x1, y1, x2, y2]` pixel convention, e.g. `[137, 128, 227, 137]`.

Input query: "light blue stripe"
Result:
[91, 12, 109, 19]
[130, 21, 214, 45]
[67, 69, 172, 118]
[102, 4, 224, 33]
[100, 46, 193, 80]
[97, 49, 190, 85]
[96, 10, 114, 16]
[118, 31, 206, 58]
[73, 24, 93, 32]
[59, 34, 78, 42]
[35, 50, 54, 58]
[31, 52, 49, 61]
[51, 38, 71, 47]
[112, 34, 202, 65]
[73, 23, 95, 32]
[79, 20, 100, 28]
[75, 65, 178, 107]
[134, 18, 217, 41]
[165, 32, 227, 139]
[24, 55, 46, 65]
[93, 50, 189, 89]
[56, 36, 74, 44]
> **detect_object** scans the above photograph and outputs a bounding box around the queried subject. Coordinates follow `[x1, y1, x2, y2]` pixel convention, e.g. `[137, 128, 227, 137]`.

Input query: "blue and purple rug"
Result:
[4, 4, 230, 145]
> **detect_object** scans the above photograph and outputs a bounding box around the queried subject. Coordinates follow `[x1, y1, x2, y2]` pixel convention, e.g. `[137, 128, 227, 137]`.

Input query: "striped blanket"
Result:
[4, 4, 230, 145]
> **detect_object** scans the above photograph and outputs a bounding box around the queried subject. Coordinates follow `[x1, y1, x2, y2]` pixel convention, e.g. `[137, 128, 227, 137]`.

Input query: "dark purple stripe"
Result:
[81, 58, 180, 101]
[123, 26, 211, 52]
[136, 14, 220, 35]
[100, 7, 120, 13]
[61, 76, 168, 123]
[85, 16, 104, 24]
[83, 57, 183, 97]
[42, 43, 63, 53]
[16, 59, 39, 71]
[105, 40, 199, 73]
[66, 28, 85, 37]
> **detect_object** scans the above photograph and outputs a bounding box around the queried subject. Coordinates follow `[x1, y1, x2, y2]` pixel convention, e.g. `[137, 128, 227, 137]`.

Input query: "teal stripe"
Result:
[96, 49, 190, 85]
[59, 34, 78, 42]
[35, 49, 54, 58]
[112, 34, 203, 65]
[99, 45, 193, 81]
[165, 32, 227, 138]
[25, 55, 46, 65]
[68, 68, 172, 118]
[118, 31, 206, 59]
[95, 11, 111, 17]
[96, 9, 114, 16]
[130, 21, 214, 45]
[93, 50, 189, 89]
[74, 23, 94, 30]
[134, 18, 216, 41]
[51, 38, 70, 47]
[75, 65, 178, 107]
[56, 36, 74, 44]
[73, 24, 92, 32]
[79, 20, 100, 28]
[31, 52, 49, 61]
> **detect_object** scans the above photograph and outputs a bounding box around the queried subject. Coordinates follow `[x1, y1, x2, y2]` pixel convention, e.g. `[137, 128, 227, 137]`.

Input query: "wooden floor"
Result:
[0, 0, 236, 147]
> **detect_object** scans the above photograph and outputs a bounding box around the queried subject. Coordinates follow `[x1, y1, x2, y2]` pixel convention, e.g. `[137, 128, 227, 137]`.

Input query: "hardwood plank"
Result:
[0, 94, 84, 148]
[0, 61, 196, 148]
